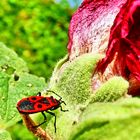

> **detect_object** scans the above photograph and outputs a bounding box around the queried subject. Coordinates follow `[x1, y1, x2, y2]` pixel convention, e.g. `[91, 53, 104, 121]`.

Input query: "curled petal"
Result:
[96, 0, 140, 95]
[67, 0, 126, 60]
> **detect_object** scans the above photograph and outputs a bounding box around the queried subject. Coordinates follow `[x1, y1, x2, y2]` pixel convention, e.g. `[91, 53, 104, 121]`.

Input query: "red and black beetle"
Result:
[16, 89, 68, 132]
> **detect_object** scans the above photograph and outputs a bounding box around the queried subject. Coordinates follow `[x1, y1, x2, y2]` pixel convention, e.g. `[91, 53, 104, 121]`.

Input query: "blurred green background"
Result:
[0, 0, 81, 139]
[0, 0, 81, 81]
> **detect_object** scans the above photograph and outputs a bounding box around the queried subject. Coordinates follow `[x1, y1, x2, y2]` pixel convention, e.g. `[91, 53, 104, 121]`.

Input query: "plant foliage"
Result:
[0, 0, 73, 79]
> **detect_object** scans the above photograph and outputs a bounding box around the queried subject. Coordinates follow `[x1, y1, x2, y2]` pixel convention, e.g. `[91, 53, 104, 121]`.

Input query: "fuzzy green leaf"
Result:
[48, 54, 131, 140]
[50, 53, 102, 106]
[91, 76, 129, 102]
[48, 53, 102, 139]
[69, 98, 140, 140]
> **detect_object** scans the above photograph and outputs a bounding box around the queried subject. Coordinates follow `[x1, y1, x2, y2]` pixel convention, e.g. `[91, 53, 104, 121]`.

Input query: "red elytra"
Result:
[16, 90, 68, 132]
[17, 95, 60, 114]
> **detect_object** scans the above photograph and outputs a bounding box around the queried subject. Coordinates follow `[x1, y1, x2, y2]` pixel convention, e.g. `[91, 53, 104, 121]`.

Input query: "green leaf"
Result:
[1, 72, 46, 128]
[0, 43, 46, 129]
[48, 54, 131, 140]
[50, 53, 102, 106]
[8, 123, 37, 140]
[0, 129, 12, 140]
[91, 76, 129, 102]
[69, 98, 140, 140]
[48, 53, 102, 139]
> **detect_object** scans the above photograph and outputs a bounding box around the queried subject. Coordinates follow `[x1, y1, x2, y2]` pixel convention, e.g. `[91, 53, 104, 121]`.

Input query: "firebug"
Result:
[17, 89, 68, 132]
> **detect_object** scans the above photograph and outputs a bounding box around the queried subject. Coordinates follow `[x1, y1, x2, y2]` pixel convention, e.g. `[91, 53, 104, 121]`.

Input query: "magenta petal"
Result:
[67, 0, 140, 95]
[97, 0, 140, 82]
[67, 0, 126, 60]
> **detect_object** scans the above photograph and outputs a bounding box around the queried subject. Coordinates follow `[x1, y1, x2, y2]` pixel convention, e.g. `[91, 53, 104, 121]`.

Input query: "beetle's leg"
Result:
[61, 100, 66, 105]
[59, 100, 68, 112]
[46, 111, 57, 133]
[37, 92, 41, 96]
[60, 105, 69, 112]
[34, 112, 47, 127]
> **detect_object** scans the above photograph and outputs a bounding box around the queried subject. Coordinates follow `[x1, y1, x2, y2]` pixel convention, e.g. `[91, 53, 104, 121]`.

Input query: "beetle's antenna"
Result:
[46, 90, 62, 100]
[60, 104, 68, 112]
[40, 88, 62, 100]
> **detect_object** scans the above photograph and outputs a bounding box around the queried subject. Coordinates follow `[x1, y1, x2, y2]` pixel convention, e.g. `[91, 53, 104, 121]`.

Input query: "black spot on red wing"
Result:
[37, 104, 43, 108]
